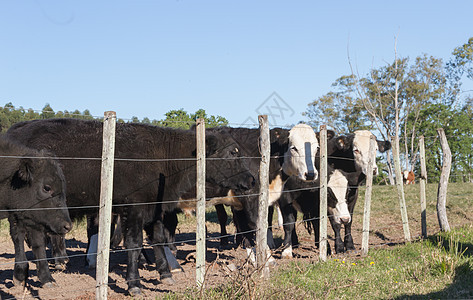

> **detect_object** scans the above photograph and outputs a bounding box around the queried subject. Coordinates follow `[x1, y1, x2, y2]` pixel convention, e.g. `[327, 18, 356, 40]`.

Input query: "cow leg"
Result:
[329, 217, 344, 254]
[163, 210, 178, 253]
[343, 221, 355, 252]
[9, 217, 29, 287]
[280, 204, 296, 259]
[344, 193, 358, 252]
[27, 227, 55, 287]
[267, 205, 276, 249]
[85, 215, 99, 268]
[123, 210, 144, 295]
[149, 220, 174, 284]
[215, 204, 229, 247]
[50, 234, 68, 270]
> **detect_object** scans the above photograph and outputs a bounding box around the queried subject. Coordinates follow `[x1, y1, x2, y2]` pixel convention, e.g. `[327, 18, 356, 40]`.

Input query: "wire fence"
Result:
[0, 117, 471, 299]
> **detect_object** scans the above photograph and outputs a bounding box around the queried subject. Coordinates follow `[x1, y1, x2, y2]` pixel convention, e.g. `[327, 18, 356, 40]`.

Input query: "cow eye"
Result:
[43, 185, 52, 193]
[291, 146, 298, 152]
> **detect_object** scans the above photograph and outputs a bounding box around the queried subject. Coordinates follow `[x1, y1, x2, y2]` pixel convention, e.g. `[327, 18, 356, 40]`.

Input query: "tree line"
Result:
[304, 38, 473, 184]
[0, 104, 228, 133]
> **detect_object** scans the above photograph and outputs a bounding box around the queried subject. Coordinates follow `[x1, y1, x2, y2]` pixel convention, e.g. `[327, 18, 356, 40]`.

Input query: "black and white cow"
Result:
[324, 130, 391, 253]
[0, 136, 72, 287]
[275, 167, 360, 258]
[6, 118, 255, 295]
[269, 130, 391, 256]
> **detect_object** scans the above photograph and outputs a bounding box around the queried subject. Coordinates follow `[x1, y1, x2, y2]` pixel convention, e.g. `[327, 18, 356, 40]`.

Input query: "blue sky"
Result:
[1, 1, 472, 127]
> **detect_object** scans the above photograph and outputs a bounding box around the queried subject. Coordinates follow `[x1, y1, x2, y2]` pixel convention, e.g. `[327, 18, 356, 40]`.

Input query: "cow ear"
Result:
[270, 128, 289, 145]
[377, 140, 391, 152]
[327, 130, 336, 140]
[11, 159, 33, 189]
[316, 130, 336, 141]
[335, 136, 349, 150]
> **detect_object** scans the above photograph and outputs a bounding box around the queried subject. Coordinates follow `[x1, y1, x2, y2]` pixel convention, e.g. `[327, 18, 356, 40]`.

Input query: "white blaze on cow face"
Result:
[283, 124, 319, 182]
[353, 130, 379, 175]
[327, 170, 351, 225]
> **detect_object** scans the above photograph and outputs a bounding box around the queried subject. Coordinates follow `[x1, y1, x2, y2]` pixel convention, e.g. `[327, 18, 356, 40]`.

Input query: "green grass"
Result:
[268, 225, 473, 299]
[167, 224, 473, 299]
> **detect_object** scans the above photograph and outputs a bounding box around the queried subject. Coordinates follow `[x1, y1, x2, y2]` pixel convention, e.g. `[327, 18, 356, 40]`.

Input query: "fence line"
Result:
[1, 113, 470, 297]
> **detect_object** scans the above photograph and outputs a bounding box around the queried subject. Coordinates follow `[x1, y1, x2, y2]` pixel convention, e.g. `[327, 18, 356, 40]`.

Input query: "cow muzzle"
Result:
[237, 173, 256, 191]
[304, 172, 316, 181]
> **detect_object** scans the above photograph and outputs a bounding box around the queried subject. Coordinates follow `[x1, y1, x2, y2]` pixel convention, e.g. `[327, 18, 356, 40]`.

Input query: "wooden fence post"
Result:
[96, 111, 117, 300]
[256, 115, 270, 278]
[391, 135, 411, 242]
[437, 128, 451, 232]
[361, 135, 376, 256]
[319, 125, 328, 262]
[419, 136, 428, 238]
[195, 118, 206, 287]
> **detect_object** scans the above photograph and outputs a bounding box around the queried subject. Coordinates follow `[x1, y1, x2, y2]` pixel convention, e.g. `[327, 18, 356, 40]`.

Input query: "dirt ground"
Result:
[1, 194, 471, 300]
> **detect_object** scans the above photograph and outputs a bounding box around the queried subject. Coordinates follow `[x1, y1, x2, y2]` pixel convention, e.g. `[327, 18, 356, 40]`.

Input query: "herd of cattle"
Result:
[0, 118, 391, 296]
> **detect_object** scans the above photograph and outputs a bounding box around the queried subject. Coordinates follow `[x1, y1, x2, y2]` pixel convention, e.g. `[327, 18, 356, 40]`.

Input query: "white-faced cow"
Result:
[403, 170, 415, 184]
[275, 167, 360, 258]
[6, 118, 255, 296]
[0, 136, 71, 287]
[272, 129, 391, 256]
[324, 130, 391, 252]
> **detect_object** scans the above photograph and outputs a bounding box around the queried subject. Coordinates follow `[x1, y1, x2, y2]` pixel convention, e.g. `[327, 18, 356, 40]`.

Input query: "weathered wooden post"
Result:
[391, 135, 411, 242]
[96, 111, 117, 300]
[319, 125, 328, 261]
[195, 118, 206, 287]
[437, 128, 451, 232]
[419, 136, 428, 238]
[256, 115, 270, 278]
[361, 135, 376, 256]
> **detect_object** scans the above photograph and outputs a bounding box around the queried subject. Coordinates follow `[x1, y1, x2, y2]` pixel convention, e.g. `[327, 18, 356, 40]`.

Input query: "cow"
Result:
[403, 170, 415, 184]
[6, 118, 256, 295]
[275, 167, 360, 258]
[121, 123, 321, 272]
[147, 124, 320, 265]
[269, 129, 391, 256]
[323, 130, 391, 252]
[0, 136, 71, 287]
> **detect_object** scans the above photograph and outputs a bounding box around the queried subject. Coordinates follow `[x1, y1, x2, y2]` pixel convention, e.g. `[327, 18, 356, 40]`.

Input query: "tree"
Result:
[409, 102, 473, 182]
[447, 37, 473, 90]
[306, 52, 452, 183]
[158, 108, 228, 129]
[304, 76, 371, 133]
[41, 104, 55, 119]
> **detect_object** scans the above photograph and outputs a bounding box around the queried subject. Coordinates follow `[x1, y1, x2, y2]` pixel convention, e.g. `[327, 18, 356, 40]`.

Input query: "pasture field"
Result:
[0, 182, 471, 299]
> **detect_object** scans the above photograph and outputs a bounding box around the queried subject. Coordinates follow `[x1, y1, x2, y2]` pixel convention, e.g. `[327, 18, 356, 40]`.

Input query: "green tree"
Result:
[158, 108, 228, 129]
[306, 54, 452, 180]
[41, 104, 55, 119]
[409, 103, 473, 182]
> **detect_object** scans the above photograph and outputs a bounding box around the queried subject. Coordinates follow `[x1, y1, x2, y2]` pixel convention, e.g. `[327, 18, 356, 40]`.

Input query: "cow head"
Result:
[280, 124, 319, 182]
[330, 130, 391, 176]
[204, 134, 256, 193]
[327, 169, 352, 225]
[8, 150, 72, 235]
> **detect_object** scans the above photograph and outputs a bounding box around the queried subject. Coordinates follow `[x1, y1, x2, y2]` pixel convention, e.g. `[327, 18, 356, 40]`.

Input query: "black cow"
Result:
[6, 118, 255, 295]
[0, 136, 71, 287]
